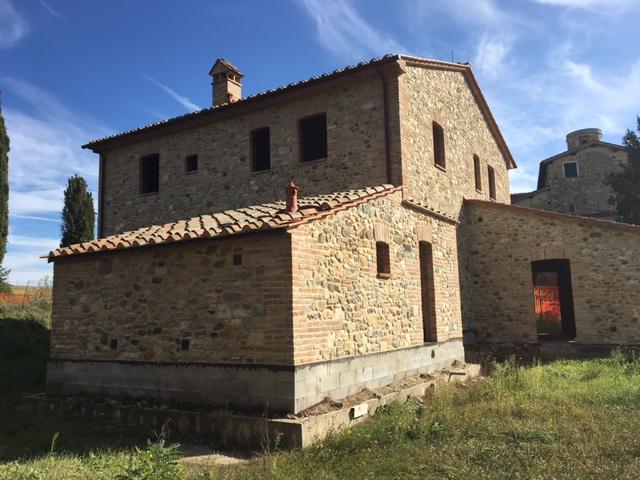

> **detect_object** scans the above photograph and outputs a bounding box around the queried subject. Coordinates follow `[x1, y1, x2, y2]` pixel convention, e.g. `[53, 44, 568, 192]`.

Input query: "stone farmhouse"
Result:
[45, 55, 640, 414]
[511, 128, 629, 220]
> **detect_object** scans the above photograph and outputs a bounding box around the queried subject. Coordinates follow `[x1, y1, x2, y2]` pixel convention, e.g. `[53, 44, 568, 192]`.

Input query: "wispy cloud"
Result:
[140, 73, 201, 112]
[299, 0, 404, 61]
[2, 78, 110, 282]
[0, 0, 28, 48]
[40, 0, 61, 19]
[533, 0, 634, 12]
[473, 33, 515, 78]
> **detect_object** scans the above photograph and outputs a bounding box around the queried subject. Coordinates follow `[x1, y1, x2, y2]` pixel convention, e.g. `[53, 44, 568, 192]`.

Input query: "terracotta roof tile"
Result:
[46, 185, 402, 261]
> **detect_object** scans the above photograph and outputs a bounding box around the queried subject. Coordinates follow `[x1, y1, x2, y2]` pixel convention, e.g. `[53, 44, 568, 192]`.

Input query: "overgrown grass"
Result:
[2, 299, 640, 479]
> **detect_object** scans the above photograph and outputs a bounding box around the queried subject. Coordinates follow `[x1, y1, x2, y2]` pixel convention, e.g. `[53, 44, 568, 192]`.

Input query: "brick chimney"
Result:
[209, 59, 244, 107]
[285, 180, 299, 214]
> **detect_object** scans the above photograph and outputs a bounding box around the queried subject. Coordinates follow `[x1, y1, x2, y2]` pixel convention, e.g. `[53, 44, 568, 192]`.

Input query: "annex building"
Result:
[45, 55, 640, 414]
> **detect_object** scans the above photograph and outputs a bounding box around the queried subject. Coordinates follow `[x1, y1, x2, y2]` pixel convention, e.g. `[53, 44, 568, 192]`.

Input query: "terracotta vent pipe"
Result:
[285, 180, 299, 213]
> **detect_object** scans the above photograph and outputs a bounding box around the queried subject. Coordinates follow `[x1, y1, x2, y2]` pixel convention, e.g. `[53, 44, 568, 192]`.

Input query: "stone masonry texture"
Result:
[464, 201, 640, 345]
[513, 143, 628, 220]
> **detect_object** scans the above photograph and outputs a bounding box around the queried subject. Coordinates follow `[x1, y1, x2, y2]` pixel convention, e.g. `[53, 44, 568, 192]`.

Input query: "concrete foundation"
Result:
[47, 340, 465, 414]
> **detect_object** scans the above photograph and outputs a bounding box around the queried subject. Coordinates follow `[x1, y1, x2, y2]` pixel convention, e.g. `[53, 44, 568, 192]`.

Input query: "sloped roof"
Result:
[82, 54, 515, 169]
[46, 185, 401, 261]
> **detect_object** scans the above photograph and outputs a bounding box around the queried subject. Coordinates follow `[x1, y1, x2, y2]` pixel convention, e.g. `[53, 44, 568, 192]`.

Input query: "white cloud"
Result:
[533, 0, 634, 12]
[474, 33, 514, 77]
[299, 0, 404, 61]
[140, 74, 201, 112]
[9, 234, 58, 250]
[40, 0, 61, 19]
[2, 78, 109, 283]
[0, 0, 28, 48]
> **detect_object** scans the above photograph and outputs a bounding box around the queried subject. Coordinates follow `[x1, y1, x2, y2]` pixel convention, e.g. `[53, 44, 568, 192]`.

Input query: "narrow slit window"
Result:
[180, 338, 190, 351]
[376, 241, 391, 278]
[140, 154, 159, 194]
[563, 162, 578, 178]
[432, 121, 446, 169]
[251, 127, 271, 171]
[488, 165, 496, 200]
[185, 154, 198, 173]
[233, 253, 242, 266]
[473, 154, 482, 191]
[110, 338, 118, 350]
[299, 113, 327, 162]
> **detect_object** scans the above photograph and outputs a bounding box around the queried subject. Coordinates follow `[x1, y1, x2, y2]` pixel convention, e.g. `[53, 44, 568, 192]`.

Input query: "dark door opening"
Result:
[419, 241, 437, 343]
[531, 259, 576, 340]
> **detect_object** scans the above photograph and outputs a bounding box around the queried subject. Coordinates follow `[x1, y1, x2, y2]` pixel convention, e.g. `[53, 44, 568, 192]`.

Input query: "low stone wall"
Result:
[48, 340, 465, 414]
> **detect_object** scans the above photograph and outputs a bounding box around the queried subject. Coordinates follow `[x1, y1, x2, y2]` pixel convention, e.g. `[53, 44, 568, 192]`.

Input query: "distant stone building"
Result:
[45, 55, 640, 414]
[511, 128, 628, 220]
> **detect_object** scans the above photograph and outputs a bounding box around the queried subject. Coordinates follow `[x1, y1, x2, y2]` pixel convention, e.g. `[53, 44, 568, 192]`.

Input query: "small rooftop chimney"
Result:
[566, 128, 602, 150]
[285, 180, 299, 214]
[209, 59, 244, 107]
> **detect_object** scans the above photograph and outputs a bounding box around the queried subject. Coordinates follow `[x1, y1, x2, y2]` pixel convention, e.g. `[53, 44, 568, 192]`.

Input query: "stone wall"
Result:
[100, 71, 389, 236]
[398, 64, 511, 219]
[464, 201, 640, 344]
[514, 144, 628, 219]
[290, 191, 463, 365]
[49, 231, 293, 365]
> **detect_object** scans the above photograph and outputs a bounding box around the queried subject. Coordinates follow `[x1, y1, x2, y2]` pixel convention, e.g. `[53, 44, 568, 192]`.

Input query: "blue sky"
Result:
[1, 0, 639, 284]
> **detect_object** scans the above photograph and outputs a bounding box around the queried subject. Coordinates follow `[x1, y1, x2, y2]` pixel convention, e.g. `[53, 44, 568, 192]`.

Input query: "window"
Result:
[473, 154, 482, 191]
[563, 162, 578, 178]
[432, 121, 446, 169]
[233, 253, 243, 266]
[488, 165, 496, 200]
[180, 338, 190, 351]
[376, 241, 391, 278]
[110, 338, 118, 350]
[251, 127, 271, 171]
[140, 154, 159, 194]
[185, 154, 198, 173]
[299, 113, 327, 162]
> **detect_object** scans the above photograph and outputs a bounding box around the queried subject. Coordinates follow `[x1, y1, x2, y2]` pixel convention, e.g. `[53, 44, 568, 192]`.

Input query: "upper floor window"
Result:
[488, 165, 496, 200]
[185, 154, 198, 173]
[432, 121, 446, 169]
[251, 127, 271, 171]
[473, 154, 482, 191]
[140, 154, 159, 194]
[300, 113, 327, 162]
[376, 241, 391, 279]
[563, 162, 578, 178]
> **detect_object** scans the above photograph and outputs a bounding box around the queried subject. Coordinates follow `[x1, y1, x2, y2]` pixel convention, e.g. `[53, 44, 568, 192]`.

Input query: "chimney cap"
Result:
[209, 58, 244, 79]
[285, 180, 299, 214]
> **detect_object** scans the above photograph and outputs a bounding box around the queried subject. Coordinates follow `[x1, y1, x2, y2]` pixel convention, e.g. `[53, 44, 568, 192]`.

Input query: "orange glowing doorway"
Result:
[531, 259, 576, 339]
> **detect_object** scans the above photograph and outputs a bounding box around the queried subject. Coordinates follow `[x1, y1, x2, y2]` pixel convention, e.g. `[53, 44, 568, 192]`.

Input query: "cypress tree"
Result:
[60, 174, 95, 247]
[0, 96, 9, 264]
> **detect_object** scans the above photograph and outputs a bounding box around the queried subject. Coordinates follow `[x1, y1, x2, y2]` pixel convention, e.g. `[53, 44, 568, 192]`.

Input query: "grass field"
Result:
[1, 302, 640, 479]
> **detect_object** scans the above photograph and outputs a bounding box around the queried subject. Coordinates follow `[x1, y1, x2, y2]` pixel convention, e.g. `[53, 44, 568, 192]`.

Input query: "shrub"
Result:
[115, 440, 183, 480]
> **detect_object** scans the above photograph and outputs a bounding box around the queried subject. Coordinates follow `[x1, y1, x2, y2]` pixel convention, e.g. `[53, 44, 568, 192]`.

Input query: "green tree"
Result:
[60, 174, 95, 247]
[607, 116, 640, 224]
[0, 96, 9, 264]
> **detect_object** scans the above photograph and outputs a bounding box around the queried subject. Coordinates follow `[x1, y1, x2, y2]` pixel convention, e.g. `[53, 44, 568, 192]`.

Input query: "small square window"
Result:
[376, 241, 391, 278]
[180, 338, 190, 351]
[140, 154, 160, 194]
[185, 154, 198, 173]
[110, 338, 118, 350]
[300, 113, 327, 162]
[251, 127, 271, 171]
[564, 162, 578, 178]
[233, 253, 242, 266]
